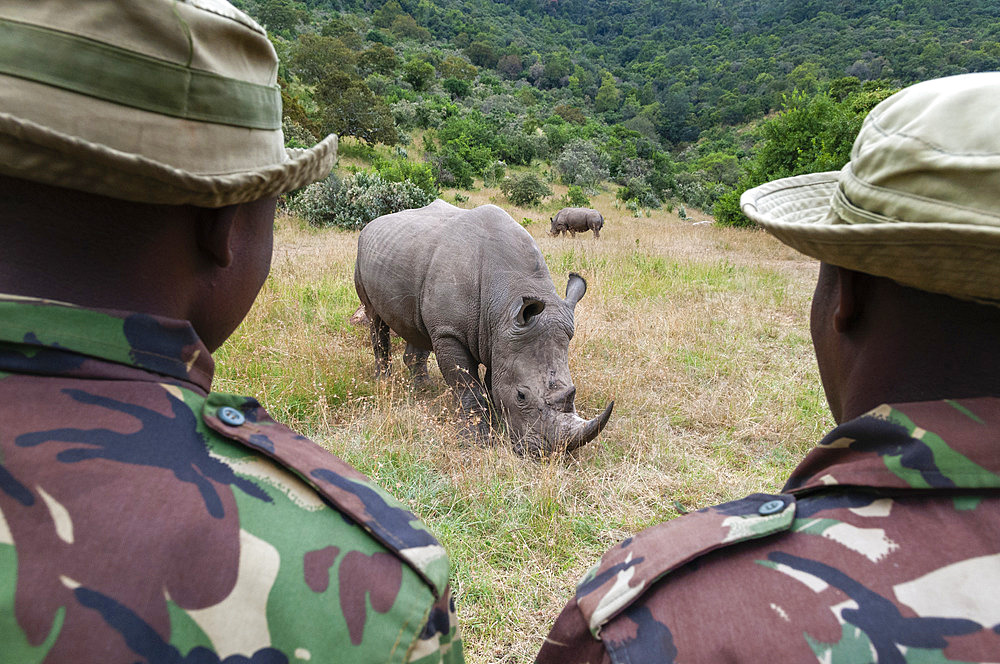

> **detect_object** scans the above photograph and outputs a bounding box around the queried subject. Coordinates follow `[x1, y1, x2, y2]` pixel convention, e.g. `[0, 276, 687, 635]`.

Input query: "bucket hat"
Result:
[741, 72, 1000, 305]
[0, 0, 337, 207]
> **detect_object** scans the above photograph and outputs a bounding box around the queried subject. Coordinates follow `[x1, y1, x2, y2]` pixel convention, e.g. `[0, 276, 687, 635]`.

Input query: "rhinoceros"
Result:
[550, 207, 604, 239]
[354, 199, 613, 454]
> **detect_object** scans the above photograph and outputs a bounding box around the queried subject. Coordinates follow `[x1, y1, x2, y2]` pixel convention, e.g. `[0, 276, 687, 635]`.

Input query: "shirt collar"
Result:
[784, 398, 1000, 494]
[0, 294, 214, 391]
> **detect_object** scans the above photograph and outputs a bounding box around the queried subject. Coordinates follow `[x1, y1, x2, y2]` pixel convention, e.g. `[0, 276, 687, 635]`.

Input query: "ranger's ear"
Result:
[565, 272, 587, 308]
[517, 297, 546, 326]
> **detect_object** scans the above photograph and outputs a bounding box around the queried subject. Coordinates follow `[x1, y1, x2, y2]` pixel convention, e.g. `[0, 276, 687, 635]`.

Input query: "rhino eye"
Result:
[516, 389, 527, 403]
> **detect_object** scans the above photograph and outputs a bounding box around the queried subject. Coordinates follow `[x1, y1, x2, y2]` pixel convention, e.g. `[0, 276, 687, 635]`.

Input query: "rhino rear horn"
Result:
[565, 272, 587, 308]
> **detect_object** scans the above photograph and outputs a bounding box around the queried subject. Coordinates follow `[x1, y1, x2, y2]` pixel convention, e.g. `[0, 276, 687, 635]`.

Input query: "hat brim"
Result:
[741, 171, 1000, 305]
[0, 111, 337, 208]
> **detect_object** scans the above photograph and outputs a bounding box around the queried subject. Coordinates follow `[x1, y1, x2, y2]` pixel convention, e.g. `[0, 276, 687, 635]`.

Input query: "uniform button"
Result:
[218, 406, 246, 426]
[758, 499, 785, 515]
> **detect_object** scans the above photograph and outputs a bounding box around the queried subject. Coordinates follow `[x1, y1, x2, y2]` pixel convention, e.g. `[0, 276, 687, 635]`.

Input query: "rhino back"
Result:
[555, 207, 601, 229]
[356, 201, 553, 360]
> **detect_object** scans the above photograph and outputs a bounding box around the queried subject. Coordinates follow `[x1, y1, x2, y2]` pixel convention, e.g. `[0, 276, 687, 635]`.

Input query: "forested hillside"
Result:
[236, 0, 1000, 225]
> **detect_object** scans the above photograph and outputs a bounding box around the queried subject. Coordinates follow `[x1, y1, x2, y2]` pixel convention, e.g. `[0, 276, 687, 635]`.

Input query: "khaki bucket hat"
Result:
[0, 0, 337, 207]
[741, 72, 1000, 305]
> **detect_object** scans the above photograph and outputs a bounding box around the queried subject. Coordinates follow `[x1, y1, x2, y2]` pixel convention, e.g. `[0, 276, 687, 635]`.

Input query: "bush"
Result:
[482, 160, 506, 188]
[497, 128, 547, 166]
[403, 58, 435, 91]
[616, 177, 661, 209]
[292, 171, 435, 229]
[282, 117, 317, 149]
[429, 148, 476, 189]
[500, 172, 552, 207]
[712, 188, 752, 227]
[443, 77, 471, 98]
[560, 185, 590, 207]
[373, 156, 438, 198]
[555, 139, 609, 192]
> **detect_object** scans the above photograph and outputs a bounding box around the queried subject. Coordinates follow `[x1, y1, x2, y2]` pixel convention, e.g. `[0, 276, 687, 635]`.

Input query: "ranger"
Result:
[0, 1, 461, 662]
[537, 73, 1000, 662]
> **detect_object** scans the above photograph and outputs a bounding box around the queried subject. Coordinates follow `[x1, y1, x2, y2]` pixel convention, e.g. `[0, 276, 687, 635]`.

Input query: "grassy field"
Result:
[214, 188, 831, 663]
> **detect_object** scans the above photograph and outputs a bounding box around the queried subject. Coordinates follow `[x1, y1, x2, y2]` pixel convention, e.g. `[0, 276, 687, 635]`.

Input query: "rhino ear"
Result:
[517, 297, 546, 326]
[565, 272, 587, 308]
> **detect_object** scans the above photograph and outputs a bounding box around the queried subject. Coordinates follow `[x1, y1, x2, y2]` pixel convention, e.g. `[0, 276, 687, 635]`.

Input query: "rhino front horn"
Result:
[563, 400, 614, 452]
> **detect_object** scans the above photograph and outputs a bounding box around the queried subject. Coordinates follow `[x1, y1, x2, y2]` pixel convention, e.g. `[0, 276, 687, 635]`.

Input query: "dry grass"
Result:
[214, 196, 830, 663]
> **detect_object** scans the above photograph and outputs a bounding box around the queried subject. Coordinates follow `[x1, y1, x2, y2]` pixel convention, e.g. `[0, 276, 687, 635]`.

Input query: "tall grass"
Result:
[214, 194, 830, 663]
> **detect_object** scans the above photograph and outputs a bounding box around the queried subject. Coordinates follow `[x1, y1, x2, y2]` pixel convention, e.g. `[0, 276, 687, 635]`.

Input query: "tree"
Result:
[464, 41, 498, 68]
[541, 53, 572, 88]
[403, 58, 435, 91]
[438, 55, 478, 81]
[390, 14, 431, 41]
[497, 54, 523, 80]
[289, 35, 355, 84]
[371, 0, 404, 29]
[257, 0, 307, 33]
[555, 139, 609, 191]
[443, 77, 471, 98]
[715, 87, 896, 228]
[594, 72, 622, 113]
[358, 43, 399, 76]
[553, 104, 586, 125]
[317, 74, 398, 146]
[280, 88, 320, 140]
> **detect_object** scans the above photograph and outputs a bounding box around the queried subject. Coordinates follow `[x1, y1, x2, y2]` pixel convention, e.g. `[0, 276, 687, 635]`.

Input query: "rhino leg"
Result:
[369, 313, 391, 378]
[403, 343, 432, 388]
[593, 226, 600, 239]
[433, 337, 494, 440]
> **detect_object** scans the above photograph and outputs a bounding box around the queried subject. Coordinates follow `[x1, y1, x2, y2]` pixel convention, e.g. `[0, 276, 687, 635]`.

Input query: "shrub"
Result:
[373, 156, 438, 198]
[282, 117, 317, 149]
[443, 77, 471, 98]
[429, 147, 476, 189]
[292, 171, 434, 230]
[555, 139, 609, 192]
[497, 128, 547, 166]
[712, 188, 751, 227]
[560, 185, 590, 207]
[403, 58, 435, 91]
[616, 177, 661, 209]
[482, 160, 506, 188]
[500, 172, 552, 207]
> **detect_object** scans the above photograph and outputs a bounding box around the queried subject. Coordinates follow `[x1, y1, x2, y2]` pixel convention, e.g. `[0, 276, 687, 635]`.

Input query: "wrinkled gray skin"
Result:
[355, 199, 613, 455]
[550, 207, 604, 239]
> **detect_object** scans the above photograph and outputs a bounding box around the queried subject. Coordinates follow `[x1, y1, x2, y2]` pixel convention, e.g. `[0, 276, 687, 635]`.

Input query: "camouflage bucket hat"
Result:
[0, 0, 336, 207]
[741, 72, 1000, 306]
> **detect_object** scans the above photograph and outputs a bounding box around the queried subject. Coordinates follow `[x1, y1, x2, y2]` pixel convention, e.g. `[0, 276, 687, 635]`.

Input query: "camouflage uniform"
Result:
[537, 398, 1000, 663]
[0, 295, 463, 663]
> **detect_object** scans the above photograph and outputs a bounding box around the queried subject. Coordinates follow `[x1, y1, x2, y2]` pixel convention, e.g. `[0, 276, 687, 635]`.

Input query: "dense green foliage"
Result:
[292, 170, 436, 228]
[241, 0, 999, 227]
[500, 172, 553, 207]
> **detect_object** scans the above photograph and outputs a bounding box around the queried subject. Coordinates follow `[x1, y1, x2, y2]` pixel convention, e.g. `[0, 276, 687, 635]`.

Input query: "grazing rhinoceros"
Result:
[550, 207, 604, 239]
[354, 199, 613, 455]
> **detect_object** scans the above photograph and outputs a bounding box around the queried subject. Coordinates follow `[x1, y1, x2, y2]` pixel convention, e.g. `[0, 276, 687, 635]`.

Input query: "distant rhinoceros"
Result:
[354, 199, 613, 455]
[550, 207, 604, 239]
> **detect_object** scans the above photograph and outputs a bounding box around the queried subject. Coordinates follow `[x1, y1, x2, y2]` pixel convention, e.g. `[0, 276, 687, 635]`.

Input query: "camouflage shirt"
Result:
[537, 399, 1000, 663]
[0, 295, 463, 664]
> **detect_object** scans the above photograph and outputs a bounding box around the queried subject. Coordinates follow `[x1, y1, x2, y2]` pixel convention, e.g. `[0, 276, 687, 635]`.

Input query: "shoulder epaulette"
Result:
[202, 394, 450, 598]
[575, 493, 796, 638]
